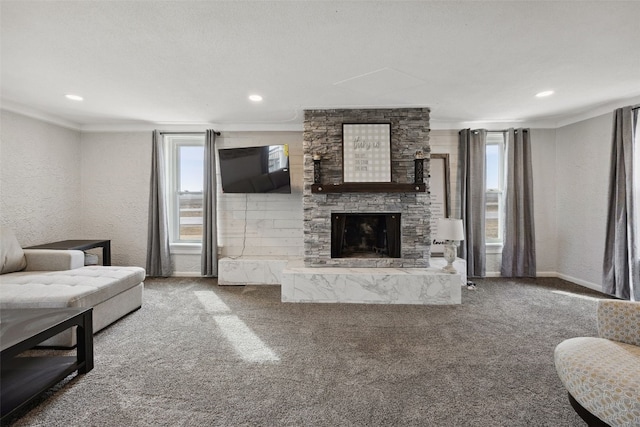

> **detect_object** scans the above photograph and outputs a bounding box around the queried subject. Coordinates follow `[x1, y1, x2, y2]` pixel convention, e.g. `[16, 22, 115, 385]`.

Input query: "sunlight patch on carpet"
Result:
[551, 290, 601, 302]
[194, 290, 279, 363]
[194, 290, 232, 313]
[214, 314, 280, 363]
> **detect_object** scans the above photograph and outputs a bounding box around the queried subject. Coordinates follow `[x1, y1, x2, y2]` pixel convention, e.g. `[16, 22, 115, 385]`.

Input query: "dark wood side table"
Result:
[25, 239, 111, 266]
[0, 308, 94, 422]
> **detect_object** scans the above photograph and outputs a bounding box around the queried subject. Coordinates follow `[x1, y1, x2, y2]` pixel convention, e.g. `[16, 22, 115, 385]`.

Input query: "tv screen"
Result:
[218, 145, 291, 193]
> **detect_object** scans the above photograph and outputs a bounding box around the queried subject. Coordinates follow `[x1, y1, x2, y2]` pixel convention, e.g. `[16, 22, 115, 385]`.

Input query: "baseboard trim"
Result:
[555, 273, 603, 293]
[536, 271, 558, 277]
[171, 272, 202, 277]
[485, 271, 558, 278]
[484, 271, 602, 293]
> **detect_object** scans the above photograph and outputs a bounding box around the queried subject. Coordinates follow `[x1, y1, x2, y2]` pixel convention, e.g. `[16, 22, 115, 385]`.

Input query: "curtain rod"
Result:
[160, 131, 220, 136]
[469, 129, 528, 134]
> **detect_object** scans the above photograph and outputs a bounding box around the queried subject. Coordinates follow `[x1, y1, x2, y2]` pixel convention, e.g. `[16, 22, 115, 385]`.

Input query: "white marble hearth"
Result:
[281, 261, 461, 305]
[218, 257, 290, 285]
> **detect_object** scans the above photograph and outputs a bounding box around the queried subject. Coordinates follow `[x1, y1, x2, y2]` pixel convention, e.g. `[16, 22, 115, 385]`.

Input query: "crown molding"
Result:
[79, 123, 214, 133]
[4, 96, 640, 133]
[1, 100, 81, 131]
[431, 94, 640, 130]
[0, 101, 304, 133]
[554, 94, 640, 128]
[79, 122, 304, 133]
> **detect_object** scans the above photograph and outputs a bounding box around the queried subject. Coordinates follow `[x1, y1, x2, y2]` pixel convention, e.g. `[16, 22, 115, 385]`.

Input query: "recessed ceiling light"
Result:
[249, 94, 263, 102]
[65, 94, 84, 101]
[535, 90, 554, 98]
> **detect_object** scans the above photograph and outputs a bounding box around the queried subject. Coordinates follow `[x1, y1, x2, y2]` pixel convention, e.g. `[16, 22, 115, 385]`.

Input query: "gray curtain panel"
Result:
[146, 130, 172, 277]
[603, 106, 638, 300]
[201, 130, 218, 277]
[459, 129, 486, 278]
[501, 128, 536, 277]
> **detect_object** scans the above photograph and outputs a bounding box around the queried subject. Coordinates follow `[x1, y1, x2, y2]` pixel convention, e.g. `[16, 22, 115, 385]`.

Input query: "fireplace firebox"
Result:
[331, 213, 401, 258]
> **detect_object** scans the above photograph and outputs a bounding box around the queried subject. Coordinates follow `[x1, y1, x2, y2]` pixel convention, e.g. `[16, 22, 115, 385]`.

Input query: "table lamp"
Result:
[436, 218, 464, 274]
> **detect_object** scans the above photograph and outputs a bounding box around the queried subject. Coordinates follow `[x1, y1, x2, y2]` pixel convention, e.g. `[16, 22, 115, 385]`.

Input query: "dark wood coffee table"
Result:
[0, 308, 94, 422]
[25, 240, 111, 266]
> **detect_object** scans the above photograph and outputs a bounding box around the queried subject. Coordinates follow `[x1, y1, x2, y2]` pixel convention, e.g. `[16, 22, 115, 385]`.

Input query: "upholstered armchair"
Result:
[554, 300, 640, 426]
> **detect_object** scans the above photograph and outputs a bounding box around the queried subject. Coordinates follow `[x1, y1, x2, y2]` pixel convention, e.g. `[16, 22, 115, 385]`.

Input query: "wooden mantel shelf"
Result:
[311, 183, 426, 193]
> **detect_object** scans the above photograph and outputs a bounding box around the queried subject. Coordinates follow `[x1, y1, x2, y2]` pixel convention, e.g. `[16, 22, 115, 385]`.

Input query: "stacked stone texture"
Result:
[303, 108, 432, 268]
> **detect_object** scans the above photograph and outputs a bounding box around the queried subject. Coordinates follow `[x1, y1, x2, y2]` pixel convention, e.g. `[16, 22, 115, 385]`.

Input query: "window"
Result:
[485, 132, 505, 244]
[164, 135, 205, 243]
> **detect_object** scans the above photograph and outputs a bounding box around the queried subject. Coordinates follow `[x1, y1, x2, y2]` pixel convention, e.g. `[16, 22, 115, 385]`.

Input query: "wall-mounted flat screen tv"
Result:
[218, 145, 291, 193]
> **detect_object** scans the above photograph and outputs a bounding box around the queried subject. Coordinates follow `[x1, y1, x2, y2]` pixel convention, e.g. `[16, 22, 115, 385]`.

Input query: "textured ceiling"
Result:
[1, 1, 639, 130]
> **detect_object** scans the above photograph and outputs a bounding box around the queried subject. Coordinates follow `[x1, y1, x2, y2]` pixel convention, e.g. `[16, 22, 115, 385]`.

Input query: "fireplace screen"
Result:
[331, 213, 401, 258]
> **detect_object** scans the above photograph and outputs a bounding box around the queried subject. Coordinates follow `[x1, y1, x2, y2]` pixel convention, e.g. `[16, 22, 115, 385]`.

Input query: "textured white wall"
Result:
[530, 128, 558, 275]
[0, 110, 82, 246]
[217, 132, 303, 259]
[171, 252, 203, 275]
[555, 113, 612, 290]
[80, 132, 151, 268]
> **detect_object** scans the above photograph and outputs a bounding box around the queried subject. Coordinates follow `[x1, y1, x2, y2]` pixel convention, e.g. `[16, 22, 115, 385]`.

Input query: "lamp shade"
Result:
[435, 218, 464, 241]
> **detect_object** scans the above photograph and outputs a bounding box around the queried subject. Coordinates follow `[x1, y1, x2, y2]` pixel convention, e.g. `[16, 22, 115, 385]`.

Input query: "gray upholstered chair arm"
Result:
[23, 249, 85, 271]
[597, 299, 640, 346]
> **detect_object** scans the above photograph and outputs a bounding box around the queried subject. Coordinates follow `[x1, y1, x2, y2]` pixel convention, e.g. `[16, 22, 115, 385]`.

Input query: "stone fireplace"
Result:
[302, 108, 431, 268]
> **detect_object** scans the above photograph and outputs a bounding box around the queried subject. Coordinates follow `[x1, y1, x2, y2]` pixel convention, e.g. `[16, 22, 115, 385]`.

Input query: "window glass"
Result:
[485, 133, 505, 243]
[179, 146, 204, 191]
[165, 135, 204, 243]
[177, 145, 204, 241]
[486, 144, 500, 190]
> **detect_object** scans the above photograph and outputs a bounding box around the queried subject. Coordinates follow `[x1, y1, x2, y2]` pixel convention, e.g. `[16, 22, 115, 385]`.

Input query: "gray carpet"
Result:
[6, 277, 607, 426]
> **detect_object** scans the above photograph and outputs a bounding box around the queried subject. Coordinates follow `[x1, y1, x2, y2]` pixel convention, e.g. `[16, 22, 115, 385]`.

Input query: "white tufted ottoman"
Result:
[1, 258, 144, 347]
[554, 300, 640, 427]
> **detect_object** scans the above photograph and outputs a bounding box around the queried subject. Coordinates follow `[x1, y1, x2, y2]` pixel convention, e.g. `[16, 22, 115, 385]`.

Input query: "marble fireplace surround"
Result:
[284, 107, 462, 305]
[218, 257, 465, 305]
[281, 259, 463, 305]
